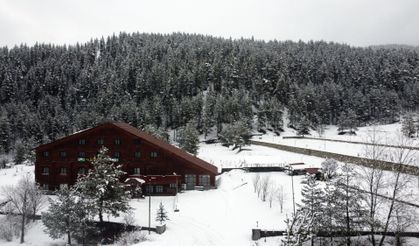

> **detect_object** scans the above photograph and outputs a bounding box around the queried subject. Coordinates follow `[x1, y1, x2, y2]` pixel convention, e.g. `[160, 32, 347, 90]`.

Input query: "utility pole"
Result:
[291, 174, 296, 215]
[148, 184, 151, 234]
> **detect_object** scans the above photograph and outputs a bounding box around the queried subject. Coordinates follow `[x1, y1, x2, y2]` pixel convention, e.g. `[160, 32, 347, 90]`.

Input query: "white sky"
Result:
[0, 0, 418, 48]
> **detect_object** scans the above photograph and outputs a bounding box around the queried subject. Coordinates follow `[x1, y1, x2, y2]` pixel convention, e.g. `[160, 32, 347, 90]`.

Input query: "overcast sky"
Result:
[1, 0, 418, 48]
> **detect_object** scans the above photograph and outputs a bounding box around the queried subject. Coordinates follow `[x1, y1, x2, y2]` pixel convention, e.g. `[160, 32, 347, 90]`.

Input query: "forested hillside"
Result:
[1, 32, 419, 155]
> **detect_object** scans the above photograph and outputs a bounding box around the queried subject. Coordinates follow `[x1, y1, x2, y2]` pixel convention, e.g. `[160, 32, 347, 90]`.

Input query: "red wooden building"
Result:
[34, 122, 218, 195]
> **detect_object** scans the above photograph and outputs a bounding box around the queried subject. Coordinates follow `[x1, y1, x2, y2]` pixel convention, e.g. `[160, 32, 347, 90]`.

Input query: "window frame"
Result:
[150, 151, 158, 158]
[42, 167, 49, 175]
[134, 151, 141, 159]
[59, 151, 67, 158]
[97, 138, 104, 145]
[43, 151, 49, 158]
[155, 185, 163, 193]
[133, 167, 140, 175]
[59, 167, 68, 176]
[115, 138, 121, 145]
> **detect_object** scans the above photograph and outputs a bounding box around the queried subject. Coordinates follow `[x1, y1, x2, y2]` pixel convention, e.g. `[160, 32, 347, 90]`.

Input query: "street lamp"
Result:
[147, 177, 152, 235]
[173, 172, 179, 212]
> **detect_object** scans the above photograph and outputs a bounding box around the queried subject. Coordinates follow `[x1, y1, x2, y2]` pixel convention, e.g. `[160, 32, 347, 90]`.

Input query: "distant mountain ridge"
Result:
[370, 44, 419, 51]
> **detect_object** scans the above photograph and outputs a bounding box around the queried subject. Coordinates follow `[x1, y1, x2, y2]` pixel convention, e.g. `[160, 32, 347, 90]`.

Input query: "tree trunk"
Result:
[67, 230, 71, 245]
[99, 209, 103, 223]
[378, 169, 401, 246]
[345, 176, 351, 246]
[32, 207, 36, 222]
[20, 213, 25, 243]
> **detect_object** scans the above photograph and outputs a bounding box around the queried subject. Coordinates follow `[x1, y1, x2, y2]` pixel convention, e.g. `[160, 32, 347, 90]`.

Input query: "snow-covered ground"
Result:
[256, 123, 419, 165]
[0, 122, 419, 245]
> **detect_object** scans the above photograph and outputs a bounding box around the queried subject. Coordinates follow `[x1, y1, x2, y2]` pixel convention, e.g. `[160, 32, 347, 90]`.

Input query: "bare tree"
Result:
[267, 183, 275, 208]
[260, 175, 271, 202]
[1, 174, 33, 243]
[321, 158, 338, 180]
[252, 173, 261, 193]
[358, 127, 387, 246]
[27, 180, 46, 222]
[392, 201, 417, 246]
[276, 185, 286, 213]
[378, 133, 416, 246]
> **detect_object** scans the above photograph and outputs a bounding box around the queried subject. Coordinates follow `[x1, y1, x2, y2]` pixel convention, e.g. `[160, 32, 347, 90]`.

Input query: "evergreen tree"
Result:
[177, 122, 200, 155]
[296, 174, 325, 245]
[337, 109, 358, 134]
[42, 187, 95, 245]
[333, 163, 367, 246]
[14, 141, 25, 165]
[155, 202, 170, 225]
[0, 111, 11, 153]
[143, 124, 170, 143]
[401, 114, 416, 138]
[219, 120, 251, 151]
[74, 147, 131, 223]
[296, 115, 311, 136]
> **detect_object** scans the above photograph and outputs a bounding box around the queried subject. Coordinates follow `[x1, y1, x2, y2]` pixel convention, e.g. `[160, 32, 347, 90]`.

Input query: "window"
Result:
[97, 138, 104, 145]
[133, 168, 140, 175]
[155, 185, 163, 193]
[42, 167, 49, 175]
[78, 168, 86, 175]
[59, 167, 67, 175]
[59, 184, 68, 190]
[59, 151, 67, 158]
[150, 152, 158, 158]
[43, 151, 49, 158]
[40, 184, 49, 190]
[133, 139, 141, 145]
[115, 138, 121, 145]
[134, 151, 141, 159]
[145, 185, 153, 194]
[169, 183, 177, 189]
[199, 175, 210, 187]
[185, 174, 196, 189]
[78, 152, 86, 162]
[78, 139, 86, 145]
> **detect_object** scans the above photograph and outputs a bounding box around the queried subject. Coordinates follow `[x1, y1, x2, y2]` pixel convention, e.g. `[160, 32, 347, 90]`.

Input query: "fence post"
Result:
[252, 229, 261, 240]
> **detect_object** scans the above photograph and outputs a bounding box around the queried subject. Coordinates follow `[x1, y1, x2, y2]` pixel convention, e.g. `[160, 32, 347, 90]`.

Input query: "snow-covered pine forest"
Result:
[1, 32, 419, 158]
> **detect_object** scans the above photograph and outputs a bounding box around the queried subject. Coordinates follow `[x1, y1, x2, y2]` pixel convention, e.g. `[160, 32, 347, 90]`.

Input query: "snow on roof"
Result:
[125, 177, 146, 184]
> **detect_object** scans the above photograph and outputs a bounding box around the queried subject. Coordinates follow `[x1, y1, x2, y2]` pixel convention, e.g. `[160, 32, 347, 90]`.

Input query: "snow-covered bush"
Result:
[114, 231, 147, 246]
[0, 215, 20, 242]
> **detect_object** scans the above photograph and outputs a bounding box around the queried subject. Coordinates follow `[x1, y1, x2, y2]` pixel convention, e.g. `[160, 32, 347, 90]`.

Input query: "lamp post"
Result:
[147, 178, 152, 235]
[174, 173, 179, 212]
[291, 174, 296, 215]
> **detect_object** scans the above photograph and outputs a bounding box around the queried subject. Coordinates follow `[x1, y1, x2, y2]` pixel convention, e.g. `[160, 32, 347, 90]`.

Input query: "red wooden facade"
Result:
[34, 122, 218, 195]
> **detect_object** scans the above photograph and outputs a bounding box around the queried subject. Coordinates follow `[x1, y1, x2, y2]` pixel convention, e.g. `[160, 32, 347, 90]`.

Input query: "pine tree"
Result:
[177, 122, 200, 155]
[0, 111, 11, 153]
[42, 187, 95, 245]
[401, 114, 415, 138]
[74, 147, 131, 223]
[14, 141, 25, 165]
[337, 109, 358, 134]
[297, 174, 325, 245]
[219, 120, 251, 151]
[155, 202, 170, 225]
[333, 163, 366, 246]
[296, 115, 311, 136]
[143, 124, 170, 142]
